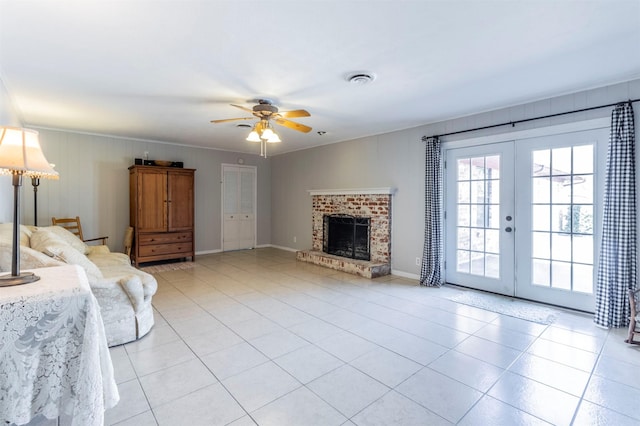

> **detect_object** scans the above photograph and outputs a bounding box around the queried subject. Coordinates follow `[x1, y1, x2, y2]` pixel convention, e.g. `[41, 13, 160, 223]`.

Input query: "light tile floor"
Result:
[101, 248, 640, 425]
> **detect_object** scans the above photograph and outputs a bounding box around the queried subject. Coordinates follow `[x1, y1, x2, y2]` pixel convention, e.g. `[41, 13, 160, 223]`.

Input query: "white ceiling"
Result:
[1, 1, 639, 156]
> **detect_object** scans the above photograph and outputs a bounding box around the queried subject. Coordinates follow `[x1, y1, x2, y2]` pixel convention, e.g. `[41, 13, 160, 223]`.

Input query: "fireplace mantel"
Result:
[307, 188, 396, 196]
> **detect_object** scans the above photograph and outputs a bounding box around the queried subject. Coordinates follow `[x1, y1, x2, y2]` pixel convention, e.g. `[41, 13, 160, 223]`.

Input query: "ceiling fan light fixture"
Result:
[267, 132, 281, 143]
[246, 130, 261, 142]
[261, 127, 274, 140]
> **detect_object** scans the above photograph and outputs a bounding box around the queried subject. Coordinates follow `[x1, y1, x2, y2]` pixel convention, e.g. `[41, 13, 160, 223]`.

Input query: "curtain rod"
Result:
[424, 98, 639, 140]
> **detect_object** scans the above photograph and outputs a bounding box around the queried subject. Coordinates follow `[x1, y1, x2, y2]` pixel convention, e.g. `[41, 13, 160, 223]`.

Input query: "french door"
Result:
[444, 128, 608, 311]
[445, 142, 516, 295]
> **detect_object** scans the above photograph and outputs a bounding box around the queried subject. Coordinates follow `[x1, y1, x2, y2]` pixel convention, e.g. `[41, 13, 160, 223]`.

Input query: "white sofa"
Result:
[0, 223, 157, 347]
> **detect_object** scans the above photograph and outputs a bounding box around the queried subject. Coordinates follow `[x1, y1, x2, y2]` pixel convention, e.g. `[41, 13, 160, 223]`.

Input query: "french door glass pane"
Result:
[488, 206, 500, 228]
[486, 229, 500, 253]
[532, 232, 550, 258]
[532, 259, 550, 286]
[458, 182, 470, 202]
[455, 155, 500, 278]
[551, 233, 571, 261]
[573, 176, 593, 203]
[532, 205, 550, 231]
[457, 227, 470, 249]
[485, 254, 500, 278]
[573, 235, 593, 264]
[532, 177, 550, 203]
[457, 250, 470, 273]
[530, 144, 594, 294]
[574, 145, 594, 174]
[573, 264, 594, 293]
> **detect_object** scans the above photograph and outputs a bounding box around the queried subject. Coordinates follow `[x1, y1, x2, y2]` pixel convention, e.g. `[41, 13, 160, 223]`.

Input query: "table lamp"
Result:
[0, 127, 58, 286]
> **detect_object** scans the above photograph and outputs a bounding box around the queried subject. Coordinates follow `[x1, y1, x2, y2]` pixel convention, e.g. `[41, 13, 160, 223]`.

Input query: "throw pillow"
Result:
[30, 229, 103, 284]
[44, 225, 90, 255]
[0, 223, 33, 247]
[0, 242, 65, 272]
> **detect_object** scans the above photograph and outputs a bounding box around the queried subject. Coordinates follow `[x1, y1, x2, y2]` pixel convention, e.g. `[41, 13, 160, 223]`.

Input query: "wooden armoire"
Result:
[129, 165, 196, 266]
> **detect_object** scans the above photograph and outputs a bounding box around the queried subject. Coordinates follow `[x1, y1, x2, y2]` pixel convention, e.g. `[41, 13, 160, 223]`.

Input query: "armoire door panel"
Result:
[168, 171, 194, 231]
[137, 170, 167, 232]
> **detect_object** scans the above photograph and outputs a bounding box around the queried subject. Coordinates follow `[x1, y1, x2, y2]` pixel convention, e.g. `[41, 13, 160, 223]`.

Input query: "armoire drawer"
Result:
[138, 232, 192, 245]
[138, 243, 192, 257]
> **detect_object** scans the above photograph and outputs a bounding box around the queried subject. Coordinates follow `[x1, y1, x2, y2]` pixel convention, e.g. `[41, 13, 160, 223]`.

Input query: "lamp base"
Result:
[0, 272, 40, 287]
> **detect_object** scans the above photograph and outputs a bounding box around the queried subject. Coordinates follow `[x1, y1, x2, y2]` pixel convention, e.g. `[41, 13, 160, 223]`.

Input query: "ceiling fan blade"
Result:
[278, 109, 310, 118]
[274, 117, 312, 133]
[231, 104, 255, 114]
[210, 117, 254, 124]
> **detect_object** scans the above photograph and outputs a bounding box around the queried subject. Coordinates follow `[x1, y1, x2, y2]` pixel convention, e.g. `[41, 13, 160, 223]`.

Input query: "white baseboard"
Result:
[390, 269, 420, 280]
[195, 245, 297, 255]
[266, 244, 298, 252]
[194, 249, 222, 255]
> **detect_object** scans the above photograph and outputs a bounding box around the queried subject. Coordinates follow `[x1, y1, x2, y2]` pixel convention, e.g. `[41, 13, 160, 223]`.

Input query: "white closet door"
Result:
[222, 165, 256, 251]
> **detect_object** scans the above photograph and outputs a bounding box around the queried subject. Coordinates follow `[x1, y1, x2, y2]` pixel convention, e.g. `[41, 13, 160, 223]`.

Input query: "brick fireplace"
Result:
[296, 188, 394, 278]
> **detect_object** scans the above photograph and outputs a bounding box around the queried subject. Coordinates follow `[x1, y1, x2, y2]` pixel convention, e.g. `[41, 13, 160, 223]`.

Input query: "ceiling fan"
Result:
[210, 99, 312, 157]
[211, 99, 312, 132]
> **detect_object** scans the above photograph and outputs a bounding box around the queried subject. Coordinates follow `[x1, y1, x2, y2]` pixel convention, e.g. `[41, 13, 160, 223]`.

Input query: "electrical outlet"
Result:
[415, 257, 421, 266]
[293, 236, 297, 243]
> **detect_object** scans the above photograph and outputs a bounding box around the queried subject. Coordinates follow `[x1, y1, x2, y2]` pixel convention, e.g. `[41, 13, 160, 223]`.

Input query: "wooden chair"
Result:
[627, 288, 640, 344]
[124, 226, 134, 258]
[51, 216, 108, 245]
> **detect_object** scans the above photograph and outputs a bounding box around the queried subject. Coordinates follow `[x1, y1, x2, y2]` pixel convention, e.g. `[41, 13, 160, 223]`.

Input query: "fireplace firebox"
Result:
[323, 214, 371, 261]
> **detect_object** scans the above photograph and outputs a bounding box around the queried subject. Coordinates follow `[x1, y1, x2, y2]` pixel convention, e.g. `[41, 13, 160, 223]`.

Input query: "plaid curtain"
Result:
[420, 136, 444, 287]
[595, 102, 636, 328]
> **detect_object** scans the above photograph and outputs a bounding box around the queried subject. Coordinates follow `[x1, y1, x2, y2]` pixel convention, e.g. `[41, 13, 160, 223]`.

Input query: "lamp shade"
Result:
[0, 127, 58, 178]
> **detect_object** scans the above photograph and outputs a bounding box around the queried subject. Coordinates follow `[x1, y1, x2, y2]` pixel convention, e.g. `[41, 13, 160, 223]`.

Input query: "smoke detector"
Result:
[346, 72, 376, 85]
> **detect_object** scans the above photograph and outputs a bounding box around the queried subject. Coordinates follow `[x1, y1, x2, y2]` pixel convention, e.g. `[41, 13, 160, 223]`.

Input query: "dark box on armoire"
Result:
[133, 158, 184, 168]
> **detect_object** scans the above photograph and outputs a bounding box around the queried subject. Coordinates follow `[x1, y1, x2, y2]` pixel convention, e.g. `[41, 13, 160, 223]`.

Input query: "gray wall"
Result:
[1, 78, 639, 275]
[27, 129, 272, 254]
[270, 129, 425, 271]
[271, 79, 640, 277]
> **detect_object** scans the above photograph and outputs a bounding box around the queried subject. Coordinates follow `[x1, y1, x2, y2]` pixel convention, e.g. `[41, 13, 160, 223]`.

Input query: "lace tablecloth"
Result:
[0, 265, 119, 426]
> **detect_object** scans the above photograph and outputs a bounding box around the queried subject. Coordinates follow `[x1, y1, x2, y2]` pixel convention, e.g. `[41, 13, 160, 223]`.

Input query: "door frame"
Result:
[441, 118, 610, 308]
[221, 163, 257, 251]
